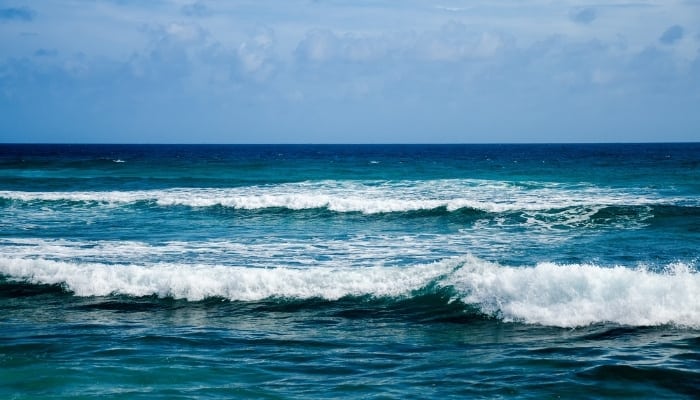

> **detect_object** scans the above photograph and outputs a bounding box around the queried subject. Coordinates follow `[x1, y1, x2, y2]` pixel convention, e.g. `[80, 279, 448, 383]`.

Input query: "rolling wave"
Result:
[0, 179, 687, 214]
[1, 180, 694, 232]
[1, 255, 697, 328]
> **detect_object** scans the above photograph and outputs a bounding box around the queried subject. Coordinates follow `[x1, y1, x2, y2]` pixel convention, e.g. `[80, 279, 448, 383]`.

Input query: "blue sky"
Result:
[0, 1, 698, 143]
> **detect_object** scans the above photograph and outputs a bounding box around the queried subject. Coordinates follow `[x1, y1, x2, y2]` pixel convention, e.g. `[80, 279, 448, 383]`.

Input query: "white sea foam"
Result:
[0, 237, 449, 269]
[1, 255, 698, 328]
[0, 257, 451, 301]
[0, 179, 683, 215]
[446, 258, 700, 327]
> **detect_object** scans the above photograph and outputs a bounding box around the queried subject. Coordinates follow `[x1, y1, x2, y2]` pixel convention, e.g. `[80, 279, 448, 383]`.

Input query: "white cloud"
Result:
[236, 27, 277, 81]
[295, 30, 337, 63]
[164, 22, 206, 42]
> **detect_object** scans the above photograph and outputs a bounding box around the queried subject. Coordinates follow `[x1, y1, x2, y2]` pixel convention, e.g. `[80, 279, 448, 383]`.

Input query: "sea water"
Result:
[1, 144, 699, 398]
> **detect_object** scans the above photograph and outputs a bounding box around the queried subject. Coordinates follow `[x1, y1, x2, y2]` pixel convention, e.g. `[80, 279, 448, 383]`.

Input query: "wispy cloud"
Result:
[0, 6, 35, 22]
[659, 25, 684, 45]
[181, 2, 209, 17]
[570, 7, 597, 24]
[34, 48, 58, 57]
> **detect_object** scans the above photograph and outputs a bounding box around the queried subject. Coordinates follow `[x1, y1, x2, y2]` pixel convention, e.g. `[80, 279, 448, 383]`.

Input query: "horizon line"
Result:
[1, 141, 699, 146]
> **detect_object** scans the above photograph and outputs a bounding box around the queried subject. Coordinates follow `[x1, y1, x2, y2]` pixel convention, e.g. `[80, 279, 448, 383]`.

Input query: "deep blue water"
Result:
[1, 143, 699, 398]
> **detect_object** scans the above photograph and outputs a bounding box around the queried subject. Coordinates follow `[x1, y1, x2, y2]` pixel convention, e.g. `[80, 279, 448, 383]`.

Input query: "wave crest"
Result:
[1, 255, 698, 328]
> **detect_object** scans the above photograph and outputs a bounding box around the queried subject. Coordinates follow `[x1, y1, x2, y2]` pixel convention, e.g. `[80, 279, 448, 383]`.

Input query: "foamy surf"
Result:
[1, 255, 698, 328]
[446, 258, 700, 327]
[0, 256, 450, 301]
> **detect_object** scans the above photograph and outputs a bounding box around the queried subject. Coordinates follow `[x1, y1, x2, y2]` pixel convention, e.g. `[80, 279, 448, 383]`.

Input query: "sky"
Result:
[0, 0, 699, 143]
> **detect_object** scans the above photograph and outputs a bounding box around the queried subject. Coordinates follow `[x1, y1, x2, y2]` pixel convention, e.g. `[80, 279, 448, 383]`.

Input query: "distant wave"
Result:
[1, 180, 694, 230]
[0, 179, 687, 214]
[1, 255, 698, 328]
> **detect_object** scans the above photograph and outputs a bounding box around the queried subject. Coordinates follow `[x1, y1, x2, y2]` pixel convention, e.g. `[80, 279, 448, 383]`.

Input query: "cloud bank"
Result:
[0, 1, 698, 143]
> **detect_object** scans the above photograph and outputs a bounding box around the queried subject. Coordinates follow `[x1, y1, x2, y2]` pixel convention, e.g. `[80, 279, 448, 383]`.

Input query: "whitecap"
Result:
[1, 254, 698, 328]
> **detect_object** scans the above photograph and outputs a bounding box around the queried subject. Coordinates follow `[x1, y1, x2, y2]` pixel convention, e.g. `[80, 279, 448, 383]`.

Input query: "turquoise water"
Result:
[1, 144, 699, 398]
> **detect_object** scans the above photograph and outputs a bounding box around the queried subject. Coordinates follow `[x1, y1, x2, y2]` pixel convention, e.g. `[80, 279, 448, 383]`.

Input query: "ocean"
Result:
[1, 143, 699, 399]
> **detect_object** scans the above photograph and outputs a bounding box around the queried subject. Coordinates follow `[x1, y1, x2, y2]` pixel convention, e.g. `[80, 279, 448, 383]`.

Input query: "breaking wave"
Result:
[1, 255, 698, 328]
